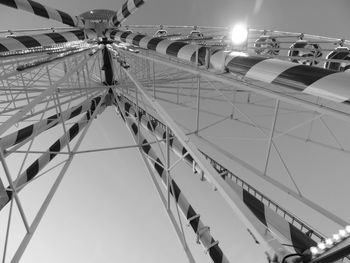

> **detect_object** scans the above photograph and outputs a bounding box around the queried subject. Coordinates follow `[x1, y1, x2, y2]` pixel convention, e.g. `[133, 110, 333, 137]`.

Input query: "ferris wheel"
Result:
[0, 0, 350, 262]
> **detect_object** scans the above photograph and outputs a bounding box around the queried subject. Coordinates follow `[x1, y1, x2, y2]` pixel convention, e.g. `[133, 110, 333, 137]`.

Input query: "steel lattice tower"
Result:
[0, 1, 350, 262]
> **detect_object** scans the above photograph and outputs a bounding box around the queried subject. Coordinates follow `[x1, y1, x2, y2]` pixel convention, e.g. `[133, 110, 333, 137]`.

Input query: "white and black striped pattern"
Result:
[0, 29, 96, 53]
[0, 95, 103, 150]
[0, 180, 6, 213]
[107, 29, 350, 106]
[0, 96, 106, 211]
[110, 0, 145, 27]
[119, 106, 229, 263]
[117, 96, 318, 253]
[118, 96, 197, 170]
[0, 0, 83, 27]
[220, 175, 317, 254]
[106, 29, 208, 65]
[212, 51, 350, 104]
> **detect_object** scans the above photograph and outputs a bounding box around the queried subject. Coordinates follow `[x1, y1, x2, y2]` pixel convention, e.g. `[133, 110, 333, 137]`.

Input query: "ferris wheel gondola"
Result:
[288, 39, 323, 66]
[254, 35, 280, 56]
[324, 46, 350, 72]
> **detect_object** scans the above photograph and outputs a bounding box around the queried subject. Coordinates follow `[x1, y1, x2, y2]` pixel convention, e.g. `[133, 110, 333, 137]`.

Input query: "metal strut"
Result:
[114, 93, 329, 260]
[115, 99, 231, 263]
[102, 43, 115, 86]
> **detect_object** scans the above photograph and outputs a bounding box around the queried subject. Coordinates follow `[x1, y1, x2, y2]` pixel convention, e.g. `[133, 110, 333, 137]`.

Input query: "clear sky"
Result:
[1, 1, 350, 263]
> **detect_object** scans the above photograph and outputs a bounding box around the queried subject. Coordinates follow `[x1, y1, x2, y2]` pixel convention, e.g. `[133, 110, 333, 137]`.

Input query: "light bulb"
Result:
[325, 238, 333, 248]
[339, 229, 348, 238]
[317, 242, 326, 250]
[345, 225, 350, 233]
[333, 234, 341, 242]
[310, 246, 319, 255]
[230, 24, 248, 45]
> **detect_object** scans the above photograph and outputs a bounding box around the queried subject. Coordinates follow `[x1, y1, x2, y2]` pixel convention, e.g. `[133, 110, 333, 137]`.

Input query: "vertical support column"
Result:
[166, 126, 171, 210]
[195, 46, 201, 134]
[2, 65, 16, 109]
[2, 198, 14, 263]
[74, 57, 82, 90]
[46, 66, 71, 154]
[306, 98, 320, 142]
[0, 149, 30, 232]
[83, 52, 93, 98]
[102, 44, 115, 86]
[120, 67, 291, 260]
[113, 103, 196, 263]
[177, 73, 180, 104]
[231, 88, 237, 119]
[152, 60, 156, 99]
[84, 53, 91, 83]
[263, 99, 280, 175]
[117, 101, 230, 263]
[147, 50, 151, 85]
[19, 72, 32, 113]
[82, 61, 88, 89]
[97, 51, 103, 83]
[195, 76, 201, 134]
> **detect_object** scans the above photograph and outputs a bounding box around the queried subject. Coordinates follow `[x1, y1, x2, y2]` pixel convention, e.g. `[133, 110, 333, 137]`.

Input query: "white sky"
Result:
[1, 0, 350, 262]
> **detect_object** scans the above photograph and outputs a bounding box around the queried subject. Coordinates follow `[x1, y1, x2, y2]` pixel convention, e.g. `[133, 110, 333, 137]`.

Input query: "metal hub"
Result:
[80, 9, 115, 23]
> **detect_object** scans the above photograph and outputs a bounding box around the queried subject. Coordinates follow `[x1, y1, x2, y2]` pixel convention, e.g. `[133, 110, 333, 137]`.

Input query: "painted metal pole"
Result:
[0, 0, 83, 27]
[115, 70, 290, 260]
[119, 106, 231, 263]
[166, 126, 171, 210]
[0, 50, 98, 137]
[10, 92, 108, 263]
[195, 74, 201, 134]
[0, 149, 30, 232]
[119, 50, 349, 227]
[0, 96, 107, 211]
[113, 104, 196, 263]
[120, 49, 350, 124]
[109, 0, 146, 27]
[2, 92, 102, 152]
[116, 95, 318, 254]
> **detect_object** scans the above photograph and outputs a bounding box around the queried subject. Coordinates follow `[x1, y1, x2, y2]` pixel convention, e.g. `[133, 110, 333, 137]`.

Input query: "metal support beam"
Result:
[166, 126, 171, 210]
[0, 149, 30, 232]
[122, 50, 349, 227]
[263, 100, 280, 175]
[47, 66, 72, 155]
[125, 50, 350, 123]
[113, 104, 195, 263]
[119, 67, 290, 261]
[195, 75, 201, 134]
[2, 198, 14, 263]
[102, 46, 114, 85]
[10, 91, 107, 263]
[139, 145, 196, 263]
[152, 61, 156, 99]
[0, 51, 97, 137]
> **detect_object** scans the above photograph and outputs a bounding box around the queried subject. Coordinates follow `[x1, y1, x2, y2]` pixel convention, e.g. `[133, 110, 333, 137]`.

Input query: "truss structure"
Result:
[0, 0, 350, 262]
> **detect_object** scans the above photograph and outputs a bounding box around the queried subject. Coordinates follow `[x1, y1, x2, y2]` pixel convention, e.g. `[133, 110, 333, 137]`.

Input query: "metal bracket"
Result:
[192, 161, 198, 174]
[192, 161, 205, 181]
[205, 240, 219, 254]
[187, 214, 200, 227]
